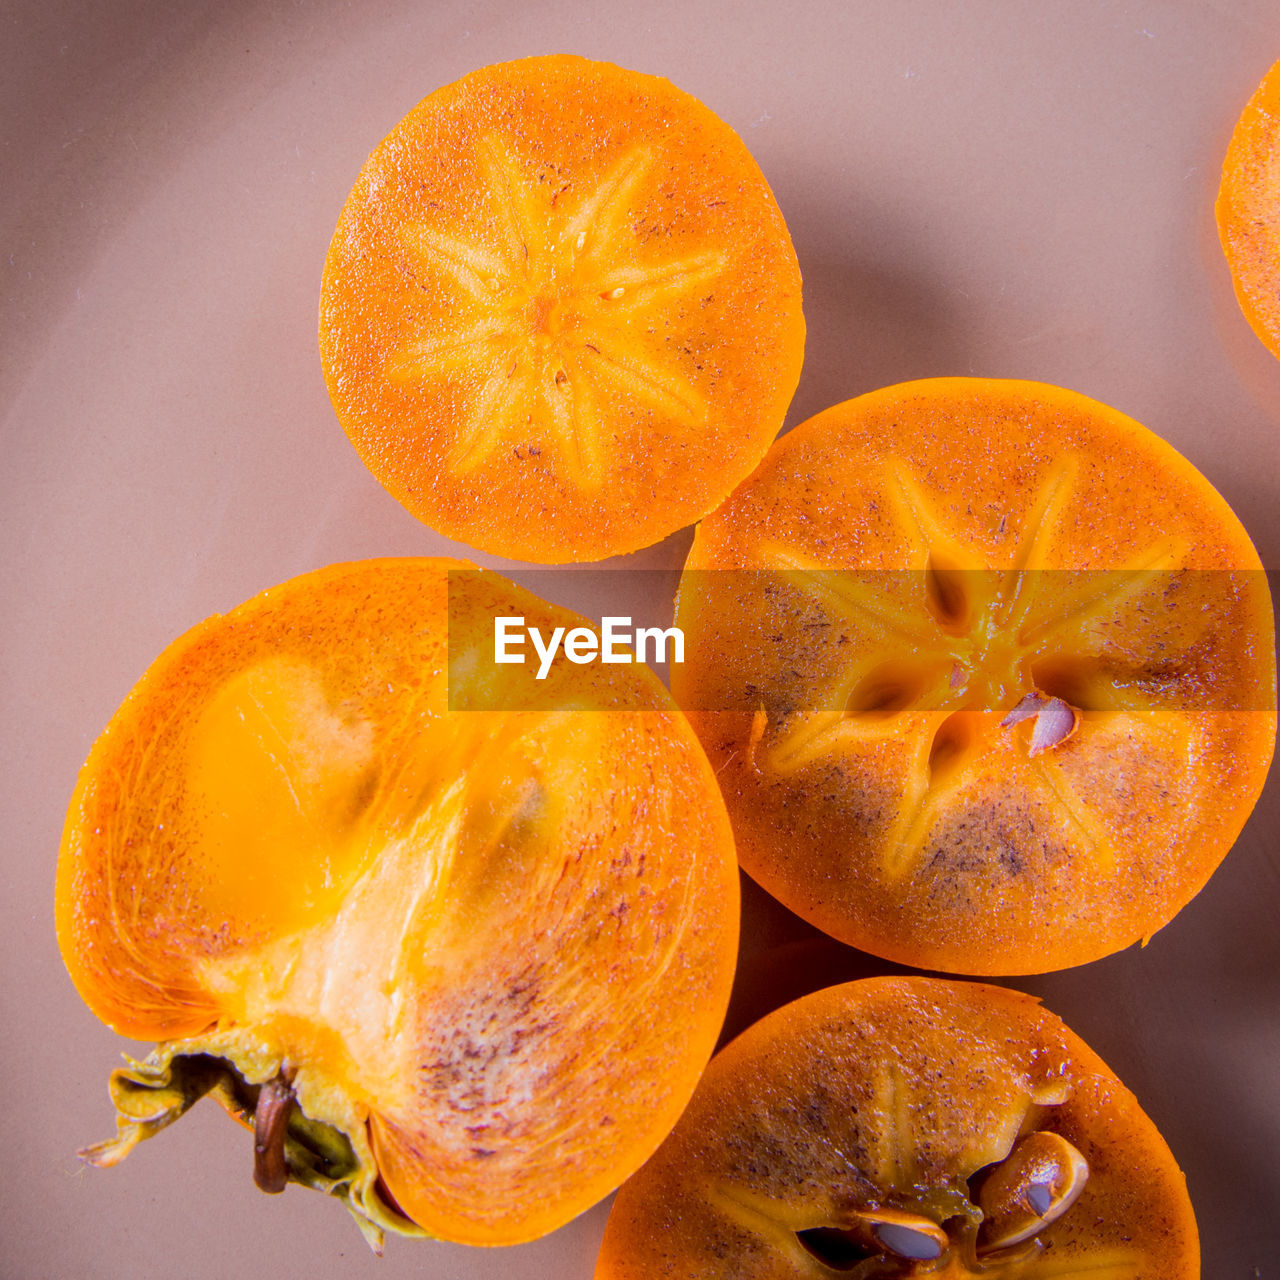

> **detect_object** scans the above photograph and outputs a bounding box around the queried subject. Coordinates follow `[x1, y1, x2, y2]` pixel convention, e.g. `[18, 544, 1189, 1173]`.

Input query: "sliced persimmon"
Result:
[1217, 58, 1280, 360]
[674, 378, 1275, 974]
[56, 559, 739, 1247]
[319, 55, 804, 563]
[596, 977, 1199, 1279]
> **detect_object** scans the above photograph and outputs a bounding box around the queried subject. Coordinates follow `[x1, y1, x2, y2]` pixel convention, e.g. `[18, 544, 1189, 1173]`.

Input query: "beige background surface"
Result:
[4, 0, 1279, 1275]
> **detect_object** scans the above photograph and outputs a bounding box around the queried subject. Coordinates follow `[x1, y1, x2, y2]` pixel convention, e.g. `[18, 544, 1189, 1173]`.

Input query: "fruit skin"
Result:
[320, 54, 805, 563]
[1217, 58, 1280, 361]
[56, 558, 739, 1247]
[596, 976, 1199, 1280]
[674, 377, 1276, 975]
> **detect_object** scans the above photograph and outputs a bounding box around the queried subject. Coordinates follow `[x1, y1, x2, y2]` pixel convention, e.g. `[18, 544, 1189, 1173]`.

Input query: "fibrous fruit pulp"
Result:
[56, 559, 739, 1247]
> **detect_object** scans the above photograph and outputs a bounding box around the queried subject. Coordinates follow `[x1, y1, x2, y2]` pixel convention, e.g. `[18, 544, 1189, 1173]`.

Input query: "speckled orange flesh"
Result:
[596, 977, 1199, 1279]
[319, 55, 804, 563]
[674, 378, 1275, 974]
[56, 559, 739, 1245]
[1217, 58, 1280, 361]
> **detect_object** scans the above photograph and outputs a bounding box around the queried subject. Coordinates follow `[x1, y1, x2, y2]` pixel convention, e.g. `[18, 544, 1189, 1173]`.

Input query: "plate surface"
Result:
[4, 1, 1278, 1274]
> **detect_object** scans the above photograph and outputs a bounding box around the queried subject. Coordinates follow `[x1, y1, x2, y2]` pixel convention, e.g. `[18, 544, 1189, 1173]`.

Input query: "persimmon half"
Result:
[55, 559, 739, 1248]
[596, 977, 1199, 1278]
[319, 55, 805, 563]
[674, 378, 1276, 974]
[1217, 57, 1280, 361]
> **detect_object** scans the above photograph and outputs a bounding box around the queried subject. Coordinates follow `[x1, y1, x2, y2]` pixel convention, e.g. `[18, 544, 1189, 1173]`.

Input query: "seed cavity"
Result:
[796, 1227, 870, 1271]
[975, 1130, 1089, 1254]
[924, 552, 971, 632]
[927, 710, 977, 783]
[1030, 654, 1113, 712]
[798, 1208, 948, 1270]
[846, 658, 949, 720]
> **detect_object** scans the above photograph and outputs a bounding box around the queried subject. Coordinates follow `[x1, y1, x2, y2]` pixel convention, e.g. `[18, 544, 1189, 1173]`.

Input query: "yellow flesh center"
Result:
[387, 136, 726, 485]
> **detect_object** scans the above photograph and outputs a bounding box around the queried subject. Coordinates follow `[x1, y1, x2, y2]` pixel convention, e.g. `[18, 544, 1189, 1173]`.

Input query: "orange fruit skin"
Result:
[674, 378, 1276, 974]
[1217, 58, 1280, 361]
[56, 558, 739, 1245]
[320, 55, 805, 562]
[596, 977, 1199, 1280]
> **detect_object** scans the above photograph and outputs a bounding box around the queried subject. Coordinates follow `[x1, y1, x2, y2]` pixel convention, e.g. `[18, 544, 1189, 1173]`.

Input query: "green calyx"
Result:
[78, 1028, 427, 1254]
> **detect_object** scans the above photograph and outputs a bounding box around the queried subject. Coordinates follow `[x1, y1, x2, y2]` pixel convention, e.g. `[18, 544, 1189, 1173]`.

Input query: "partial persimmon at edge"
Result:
[1217, 57, 1280, 361]
[596, 977, 1199, 1279]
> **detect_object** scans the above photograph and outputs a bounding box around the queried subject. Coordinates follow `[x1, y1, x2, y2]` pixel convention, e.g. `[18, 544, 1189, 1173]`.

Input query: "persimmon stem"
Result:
[253, 1070, 296, 1194]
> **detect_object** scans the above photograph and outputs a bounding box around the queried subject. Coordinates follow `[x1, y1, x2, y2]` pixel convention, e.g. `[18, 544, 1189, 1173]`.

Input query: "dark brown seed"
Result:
[252, 1071, 295, 1194]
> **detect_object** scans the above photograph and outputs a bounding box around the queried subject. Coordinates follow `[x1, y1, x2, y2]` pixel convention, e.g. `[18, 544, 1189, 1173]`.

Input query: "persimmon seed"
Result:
[976, 1131, 1089, 1252]
[1026, 1182, 1053, 1216]
[849, 1208, 949, 1262]
[1000, 691, 1045, 727]
[873, 1221, 943, 1261]
[999, 691, 1080, 755]
[1028, 697, 1078, 755]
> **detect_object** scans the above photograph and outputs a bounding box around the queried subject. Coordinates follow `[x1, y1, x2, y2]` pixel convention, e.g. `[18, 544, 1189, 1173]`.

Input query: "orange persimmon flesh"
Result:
[319, 55, 804, 563]
[596, 977, 1199, 1278]
[56, 559, 739, 1247]
[674, 378, 1276, 974]
[1217, 57, 1280, 360]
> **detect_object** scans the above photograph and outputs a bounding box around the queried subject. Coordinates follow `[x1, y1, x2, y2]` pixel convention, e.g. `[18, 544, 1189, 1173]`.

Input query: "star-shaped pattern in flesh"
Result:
[753, 457, 1192, 877]
[386, 135, 727, 487]
[704, 1059, 1144, 1277]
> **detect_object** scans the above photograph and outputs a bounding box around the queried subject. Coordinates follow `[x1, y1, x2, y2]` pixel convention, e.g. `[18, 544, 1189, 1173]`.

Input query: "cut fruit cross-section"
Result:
[673, 378, 1276, 974]
[596, 977, 1199, 1279]
[56, 559, 739, 1248]
[1217, 57, 1280, 362]
[320, 55, 804, 562]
